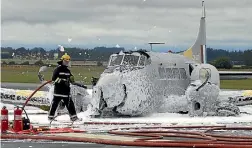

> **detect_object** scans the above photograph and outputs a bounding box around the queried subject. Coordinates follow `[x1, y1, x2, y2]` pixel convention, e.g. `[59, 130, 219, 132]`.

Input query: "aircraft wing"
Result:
[219, 71, 252, 80]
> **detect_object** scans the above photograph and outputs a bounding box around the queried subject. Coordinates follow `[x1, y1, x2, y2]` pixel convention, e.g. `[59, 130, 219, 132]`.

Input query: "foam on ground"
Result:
[1, 89, 252, 129]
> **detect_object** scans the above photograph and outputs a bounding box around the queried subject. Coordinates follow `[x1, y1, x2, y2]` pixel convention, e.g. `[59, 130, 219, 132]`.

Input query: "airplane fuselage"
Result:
[92, 51, 197, 116]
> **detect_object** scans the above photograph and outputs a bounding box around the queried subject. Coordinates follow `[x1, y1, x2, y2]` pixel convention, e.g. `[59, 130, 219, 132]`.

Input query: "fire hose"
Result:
[21, 80, 52, 121]
[2, 125, 252, 147]
[107, 125, 252, 147]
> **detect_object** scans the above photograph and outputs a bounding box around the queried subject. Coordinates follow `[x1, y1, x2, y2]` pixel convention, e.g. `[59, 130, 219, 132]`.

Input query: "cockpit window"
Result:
[122, 55, 139, 66]
[108, 53, 147, 67]
[109, 55, 123, 66]
[138, 55, 146, 66]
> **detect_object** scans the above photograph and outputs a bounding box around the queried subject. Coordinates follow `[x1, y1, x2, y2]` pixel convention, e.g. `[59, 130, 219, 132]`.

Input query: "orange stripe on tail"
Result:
[200, 45, 204, 63]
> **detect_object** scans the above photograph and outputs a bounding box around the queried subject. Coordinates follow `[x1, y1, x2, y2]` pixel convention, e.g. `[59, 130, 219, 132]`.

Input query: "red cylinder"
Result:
[1, 106, 9, 133]
[13, 106, 23, 132]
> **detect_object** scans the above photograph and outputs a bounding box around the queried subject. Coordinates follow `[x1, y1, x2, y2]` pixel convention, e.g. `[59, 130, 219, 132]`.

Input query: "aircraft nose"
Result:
[101, 83, 126, 108]
[91, 74, 127, 112]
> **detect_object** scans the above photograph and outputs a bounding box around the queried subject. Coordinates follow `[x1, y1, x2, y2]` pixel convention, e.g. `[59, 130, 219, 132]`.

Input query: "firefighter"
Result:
[48, 53, 86, 122]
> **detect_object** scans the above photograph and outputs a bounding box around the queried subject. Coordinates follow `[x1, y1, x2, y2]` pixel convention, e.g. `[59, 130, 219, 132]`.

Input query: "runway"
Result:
[0, 141, 178, 148]
[1, 141, 151, 148]
[219, 71, 252, 80]
[1, 141, 108, 148]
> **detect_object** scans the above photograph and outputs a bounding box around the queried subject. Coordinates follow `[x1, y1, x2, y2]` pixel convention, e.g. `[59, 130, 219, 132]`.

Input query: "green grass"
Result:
[1, 65, 252, 89]
[218, 68, 252, 89]
[1, 65, 105, 84]
[220, 79, 252, 90]
[2, 59, 59, 65]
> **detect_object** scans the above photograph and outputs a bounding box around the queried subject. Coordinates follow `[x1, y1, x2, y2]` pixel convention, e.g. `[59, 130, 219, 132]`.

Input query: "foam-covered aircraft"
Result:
[88, 1, 251, 117]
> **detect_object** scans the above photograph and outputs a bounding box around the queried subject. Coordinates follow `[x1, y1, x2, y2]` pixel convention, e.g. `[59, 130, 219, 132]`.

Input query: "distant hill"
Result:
[1, 46, 252, 66]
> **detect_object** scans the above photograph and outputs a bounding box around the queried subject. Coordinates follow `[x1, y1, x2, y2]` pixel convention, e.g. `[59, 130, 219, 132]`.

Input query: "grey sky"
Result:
[1, 0, 252, 51]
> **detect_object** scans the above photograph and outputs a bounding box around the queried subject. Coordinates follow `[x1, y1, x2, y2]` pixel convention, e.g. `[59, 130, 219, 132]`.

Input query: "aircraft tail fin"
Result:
[183, 1, 207, 64]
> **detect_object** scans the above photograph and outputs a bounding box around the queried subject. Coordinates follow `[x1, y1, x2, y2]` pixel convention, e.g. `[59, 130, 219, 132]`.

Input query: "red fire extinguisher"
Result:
[13, 106, 23, 132]
[1, 106, 9, 133]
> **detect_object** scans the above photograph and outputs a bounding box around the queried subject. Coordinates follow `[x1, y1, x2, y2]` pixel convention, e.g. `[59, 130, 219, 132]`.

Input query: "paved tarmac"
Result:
[1, 141, 105, 148]
[1, 141, 173, 148]
[1, 141, 118, 148]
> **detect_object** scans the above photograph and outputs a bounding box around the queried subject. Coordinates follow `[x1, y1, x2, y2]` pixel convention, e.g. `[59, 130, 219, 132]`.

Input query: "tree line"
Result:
[207, 48, 252, 68]
[1, 46, 125, 62]
[1, 46, 252, 68]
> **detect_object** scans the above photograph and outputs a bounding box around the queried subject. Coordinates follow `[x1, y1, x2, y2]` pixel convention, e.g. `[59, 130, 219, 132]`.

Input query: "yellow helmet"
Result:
[60, 53, 71, 61]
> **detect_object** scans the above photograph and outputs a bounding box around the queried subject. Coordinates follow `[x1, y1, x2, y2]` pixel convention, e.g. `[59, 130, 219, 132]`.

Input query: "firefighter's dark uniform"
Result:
[48, 55, 78, 121]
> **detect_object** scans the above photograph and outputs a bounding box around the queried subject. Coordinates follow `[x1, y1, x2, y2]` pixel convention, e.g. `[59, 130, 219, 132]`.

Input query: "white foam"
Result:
[1, 88, 252, 129]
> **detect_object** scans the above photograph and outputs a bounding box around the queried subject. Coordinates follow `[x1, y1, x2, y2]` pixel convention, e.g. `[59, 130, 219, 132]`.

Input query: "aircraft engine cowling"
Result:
[185, 80, 220, 117]
[186, 63, 221, 116]
[186, 64, 240, 117]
